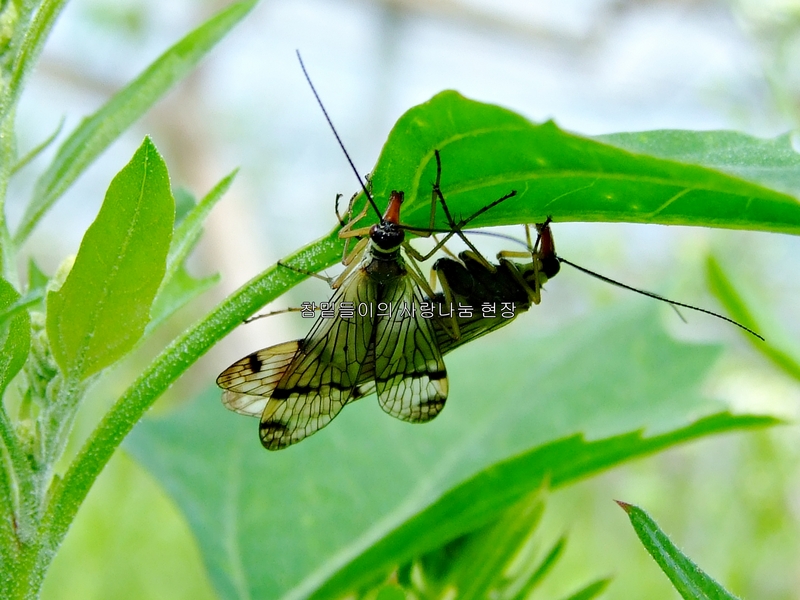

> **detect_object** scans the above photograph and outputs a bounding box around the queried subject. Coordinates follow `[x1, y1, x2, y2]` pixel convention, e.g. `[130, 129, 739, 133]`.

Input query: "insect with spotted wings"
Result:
[217, 152, 518, 449]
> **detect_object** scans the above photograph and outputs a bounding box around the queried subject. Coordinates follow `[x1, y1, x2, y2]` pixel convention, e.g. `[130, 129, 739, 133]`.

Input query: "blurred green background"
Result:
[9, 0, 799, 598]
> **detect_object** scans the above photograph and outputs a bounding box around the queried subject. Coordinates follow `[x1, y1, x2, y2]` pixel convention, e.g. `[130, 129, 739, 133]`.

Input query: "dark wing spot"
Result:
[248, 353, 263, 373]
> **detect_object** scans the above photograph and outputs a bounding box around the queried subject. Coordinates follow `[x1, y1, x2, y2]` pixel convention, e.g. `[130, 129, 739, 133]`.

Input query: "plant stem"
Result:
[0, 109, 16, 283]
[20, 230, 343, 598]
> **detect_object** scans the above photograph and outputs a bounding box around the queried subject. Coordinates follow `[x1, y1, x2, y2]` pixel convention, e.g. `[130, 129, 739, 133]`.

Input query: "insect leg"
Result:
[431, 266, 461, 339]
[277, 260, 335, 285]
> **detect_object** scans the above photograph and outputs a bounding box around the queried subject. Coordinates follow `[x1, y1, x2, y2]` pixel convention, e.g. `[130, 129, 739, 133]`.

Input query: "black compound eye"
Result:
[541, 255, 561, 278]
[371, 223, 405, 250]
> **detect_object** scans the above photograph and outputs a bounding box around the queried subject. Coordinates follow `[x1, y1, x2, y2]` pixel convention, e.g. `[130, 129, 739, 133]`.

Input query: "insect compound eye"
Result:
[370, 223, 405, 251]
[541, 254, 561, 278]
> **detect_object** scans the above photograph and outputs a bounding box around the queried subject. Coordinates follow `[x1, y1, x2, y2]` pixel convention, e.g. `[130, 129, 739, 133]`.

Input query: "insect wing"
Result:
[217, 340, 302, 417]
[260, 269, 377, 449]
[374, 276, 448, 423]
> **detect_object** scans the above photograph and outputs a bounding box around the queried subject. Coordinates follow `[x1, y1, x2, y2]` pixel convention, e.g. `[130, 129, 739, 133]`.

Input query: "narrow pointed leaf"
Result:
[706, 255, 800, 382]
[444, 491, 546, 599]
[1, 0, 68, 122]
[167, 170, 236, 278]
[558, 579, 611, 600]
[617, 501, 739, 600]
[15, 0, 255, 243]
[47, 138, 174, 379]
[148, 267, 219, 334]
[27, 257, 49, 294]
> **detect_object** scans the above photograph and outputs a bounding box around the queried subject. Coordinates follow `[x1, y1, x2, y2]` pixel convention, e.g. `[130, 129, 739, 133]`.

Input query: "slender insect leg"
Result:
[403, 250, 463, 338]
[410, 150, 516, 269]
[244, 307, 305, 324]
[430, 267, 461, 340]
[500, 257, 542, 305]
[334, 193, 346, 227]
[331, 237, 369, 289]
[495, 220, 558, 305]
[277, 260, 334, 285]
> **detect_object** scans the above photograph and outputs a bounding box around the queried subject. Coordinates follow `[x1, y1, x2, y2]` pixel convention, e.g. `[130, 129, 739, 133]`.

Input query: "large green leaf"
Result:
[308, 413, 772, 600]
[598, 129, 800, 197]
[46, 138, 174, 380]
[125, 306, 773, 600]
[356, 92, 800, 235]
[14, 0, 255, 244]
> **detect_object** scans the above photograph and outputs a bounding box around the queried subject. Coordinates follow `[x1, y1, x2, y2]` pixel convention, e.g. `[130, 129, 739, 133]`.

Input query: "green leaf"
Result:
[11, 116, 64, 175]
[147, 267, 219, 334]
[164, 170, 235, 284]
[507, 536, 566, 600]
[146, 173, 233, 332]
[125, 306, 776, 600]
[310, 414, 772, 600]
[27, 257, 49, 294]
[598, 129, 800, 197]
[617, 501, 740, 600]
[1, 0, 68, 123]
[14, 0, 255, 244]
[558, 579, 611, 600]
[706, 255, 800, 382]
[46, 138, 174, 380]
[416, 489, 548, 599]
[359, 92, 800, 235]
[0, 277, 31, 396]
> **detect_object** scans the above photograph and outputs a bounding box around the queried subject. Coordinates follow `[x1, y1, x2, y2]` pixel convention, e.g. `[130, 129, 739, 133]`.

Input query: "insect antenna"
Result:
[557, 256, 765, 341]
[296, 51, 383, 220]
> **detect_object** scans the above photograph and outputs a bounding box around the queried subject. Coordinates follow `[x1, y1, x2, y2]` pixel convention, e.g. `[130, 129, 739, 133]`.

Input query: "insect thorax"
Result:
[363, 246, 407, 283]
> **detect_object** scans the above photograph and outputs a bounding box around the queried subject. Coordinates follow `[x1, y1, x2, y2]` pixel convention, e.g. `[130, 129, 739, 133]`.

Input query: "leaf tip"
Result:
[615, 500, 633, 513]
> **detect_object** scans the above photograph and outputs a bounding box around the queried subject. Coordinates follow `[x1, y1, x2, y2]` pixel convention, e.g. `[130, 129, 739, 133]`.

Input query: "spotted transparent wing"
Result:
[217, 340, 302, 417]
[259, 269, 378, 449]
[374, 275, 448, 423]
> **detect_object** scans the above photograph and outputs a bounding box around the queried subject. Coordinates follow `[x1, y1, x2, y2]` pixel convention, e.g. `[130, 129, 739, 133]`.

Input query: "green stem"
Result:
[0, 408, 34, 542]
[0, 0, 68, 123]
[0, 109, 16, 283]
[21, 231, 342, 597]
[0, 439, 18, 594]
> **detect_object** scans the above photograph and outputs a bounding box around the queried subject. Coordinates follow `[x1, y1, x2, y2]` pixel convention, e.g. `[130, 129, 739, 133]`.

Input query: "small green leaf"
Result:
[0, 277, 31, 396]
[173, 187, 197, 225]
[11, 116, 64, 175]
[420, 490, 547, 599]
[165, 170, 236, 282]
[706, 255, 800, 382]
[46, 138, 174, 380]
[507, 536, 566, 600]
[14, 0, 255, 243]
[145, 173, 233, 332]
[28, 257, 49, 294]
[148, 267, 219, 334]
[558, 579, 611, 600]
[360, 92, 800, 235]
[617, 501, 740, 600]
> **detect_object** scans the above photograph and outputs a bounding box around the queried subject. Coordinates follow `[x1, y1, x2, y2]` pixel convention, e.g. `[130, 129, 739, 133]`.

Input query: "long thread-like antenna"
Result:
[296, 51, 382, 219]
[557, 256, 764, 341]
